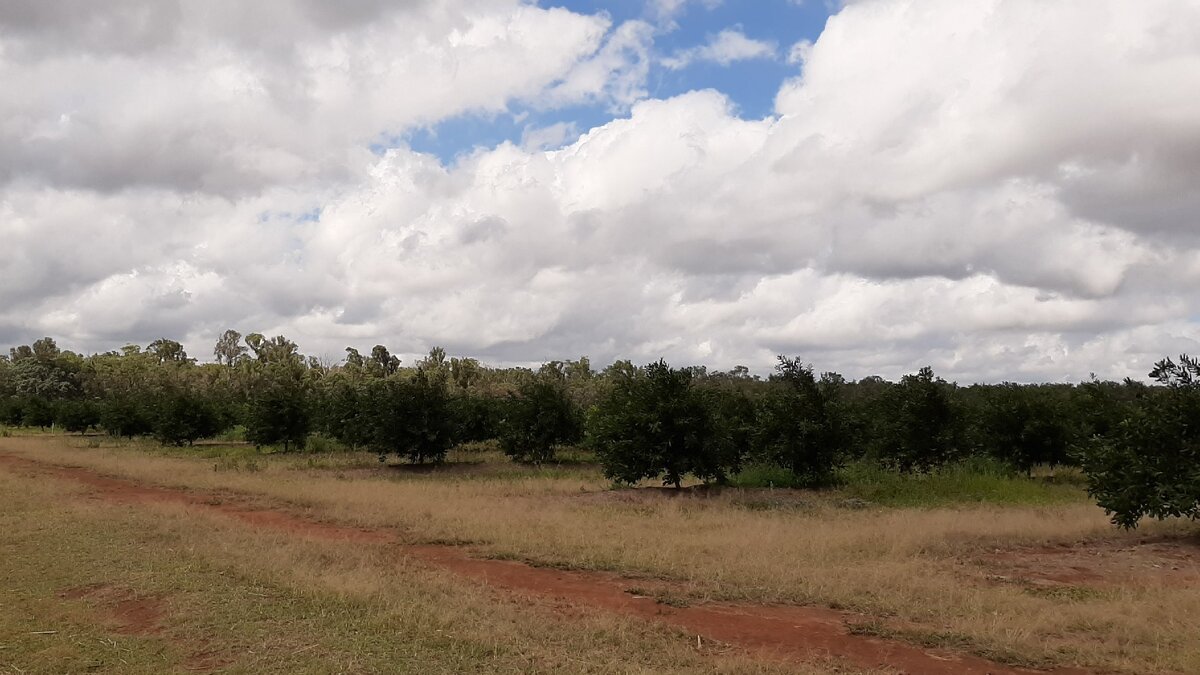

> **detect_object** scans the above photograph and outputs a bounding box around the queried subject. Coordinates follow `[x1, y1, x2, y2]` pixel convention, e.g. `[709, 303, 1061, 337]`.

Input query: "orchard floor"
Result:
[1, 435, 1198, 674]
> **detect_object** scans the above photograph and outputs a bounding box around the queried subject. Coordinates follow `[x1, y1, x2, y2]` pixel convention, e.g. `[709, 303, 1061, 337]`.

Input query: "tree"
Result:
[447, 394, 502, 444]
[498, 377, 583, 463]
[100, 396, 153, 438]
[244, 335, 311, 452]
[1082, 355, 1200, 528]
[213, 330, 247, 366]
[876, 366, 959, 472]
[22, 397, 56, 429]
[755, 357, 848, 487]
[589, 361, 738, 488]
[147, 338, 189, 364]
[56, 399, 101, 434]
[318, 375, 372, 449]
[246, 376, 311, 451]
[368, 345, 400, 377]
[450, 357, 481, 391]
[151, 390, 224, 446]
[974, 384, 1072, 474]
[367, 369, 452, 464]
[31, 337, 60, 362]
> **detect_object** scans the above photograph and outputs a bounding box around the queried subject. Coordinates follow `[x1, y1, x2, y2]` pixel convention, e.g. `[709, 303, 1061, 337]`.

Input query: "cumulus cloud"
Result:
[2, 0, 1200, 382]
[648, 0, 724, 26]
[662, 28, 777, 69]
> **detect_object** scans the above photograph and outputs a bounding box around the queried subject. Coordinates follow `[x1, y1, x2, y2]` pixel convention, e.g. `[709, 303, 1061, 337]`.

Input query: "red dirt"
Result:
[1, 451, 1086, 675]
[59, 583, 166, 635]
[974, 539, 1200, 589]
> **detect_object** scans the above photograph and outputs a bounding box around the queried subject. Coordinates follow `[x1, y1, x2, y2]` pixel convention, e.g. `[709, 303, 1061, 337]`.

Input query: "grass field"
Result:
[2, 433, 1198, 673]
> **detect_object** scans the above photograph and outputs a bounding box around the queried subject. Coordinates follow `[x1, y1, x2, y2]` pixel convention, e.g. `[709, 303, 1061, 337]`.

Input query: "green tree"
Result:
[246, 377, 311, 451]
[876, 366, 959, 472]
[367, 369, 452, 464]
[974, 384, 1072, 474]
[100, 396, 153, 438]
[1082, 355, 1200, 528]
[755, 357, 848, 487]
[244, 335, 311, 452]
[589, 361, 738, 488]
[213, 329, 247, 366]
[147, 338, 189, 363]
[151, 390, 224, 446]
[368, 345, 401, 377]
[498, 376, 583, 463]
[56, 399, 101, 434]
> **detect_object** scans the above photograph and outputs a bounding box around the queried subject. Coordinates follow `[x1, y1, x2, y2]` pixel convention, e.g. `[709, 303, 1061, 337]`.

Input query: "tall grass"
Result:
[4, 436, 1199, 673]
[731, 458, 1088, 507]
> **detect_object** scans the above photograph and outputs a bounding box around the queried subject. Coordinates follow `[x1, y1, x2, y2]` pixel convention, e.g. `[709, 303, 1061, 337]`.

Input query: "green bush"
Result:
[152, 390, 225, 446]
[589, 361, 739, 488]
[753, 357, 848, 487]
[1082, 356, 1200, 528]
[366, 369, 453, 464]
[55, 399, 101, 434]
[498, 378, 583, 464]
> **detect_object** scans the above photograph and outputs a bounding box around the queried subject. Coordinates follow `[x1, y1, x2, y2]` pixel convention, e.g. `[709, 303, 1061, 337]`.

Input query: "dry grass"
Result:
[3, 435, 1199, 673]
[0, 464, 851, 674]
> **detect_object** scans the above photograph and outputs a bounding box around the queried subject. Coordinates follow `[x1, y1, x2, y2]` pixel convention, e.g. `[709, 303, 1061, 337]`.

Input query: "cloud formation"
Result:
[2, 0, 1199, 382]
[662, 28, 778, 69]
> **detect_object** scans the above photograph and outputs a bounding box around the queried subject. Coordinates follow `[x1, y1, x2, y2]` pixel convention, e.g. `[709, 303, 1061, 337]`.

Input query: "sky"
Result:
[1, 0, 1199, 382]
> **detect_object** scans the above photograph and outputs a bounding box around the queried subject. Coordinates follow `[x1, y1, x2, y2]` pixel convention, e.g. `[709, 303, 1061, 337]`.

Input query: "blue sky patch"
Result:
[401, 0, 833, 165]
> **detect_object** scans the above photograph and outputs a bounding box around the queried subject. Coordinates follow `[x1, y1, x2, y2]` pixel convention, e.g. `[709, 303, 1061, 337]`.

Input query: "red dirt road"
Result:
[0, 451, 1088, 675]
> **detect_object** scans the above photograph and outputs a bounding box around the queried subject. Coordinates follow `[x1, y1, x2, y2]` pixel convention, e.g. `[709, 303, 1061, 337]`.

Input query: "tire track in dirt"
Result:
[0, 451, 1089, 675]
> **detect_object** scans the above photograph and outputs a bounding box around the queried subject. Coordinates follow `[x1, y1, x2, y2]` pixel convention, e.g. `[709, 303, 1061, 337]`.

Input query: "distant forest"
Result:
[2, 331, 1198, 529]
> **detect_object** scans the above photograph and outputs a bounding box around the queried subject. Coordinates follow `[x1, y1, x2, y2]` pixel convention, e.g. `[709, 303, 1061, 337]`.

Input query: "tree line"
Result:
[0, 332, 1195, 529]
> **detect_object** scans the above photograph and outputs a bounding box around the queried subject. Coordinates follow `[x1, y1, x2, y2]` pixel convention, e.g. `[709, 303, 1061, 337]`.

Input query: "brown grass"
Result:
[0, 464, 853, 674]
[3, 435, 1199, 673]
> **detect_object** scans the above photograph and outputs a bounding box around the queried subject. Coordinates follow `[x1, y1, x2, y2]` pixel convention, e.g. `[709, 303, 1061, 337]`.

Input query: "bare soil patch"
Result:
[58, 583, 166, 636]
[3, 451, 1084, 674]
[974, 538, 1200, 588]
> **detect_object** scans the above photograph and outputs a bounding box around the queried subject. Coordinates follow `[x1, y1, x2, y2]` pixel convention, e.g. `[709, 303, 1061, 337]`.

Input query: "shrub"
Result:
[1082, 355, 1200, 528]
[367, 369, 453, 464]
[100, 397, 153, 438]
[246, 378, 311, 452]
[875, 367, 959, 473]
[589, 360, 739, 488]
[55, 399, 101, 434]
[22, 397, 56, 429]
[152, 390, 225, 446]
[754, 357, 848, 487]
[498, 378, 583, 463]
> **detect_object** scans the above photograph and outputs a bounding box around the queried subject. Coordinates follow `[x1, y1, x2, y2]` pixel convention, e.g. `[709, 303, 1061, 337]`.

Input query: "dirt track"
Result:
[0, 451, 1089, 675]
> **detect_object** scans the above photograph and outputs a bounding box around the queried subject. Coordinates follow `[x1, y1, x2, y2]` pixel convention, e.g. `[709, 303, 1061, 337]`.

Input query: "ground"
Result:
[0, 435, 1197, 674]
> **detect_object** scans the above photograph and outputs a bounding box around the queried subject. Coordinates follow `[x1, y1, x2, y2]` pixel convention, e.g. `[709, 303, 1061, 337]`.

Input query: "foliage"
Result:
[754, 357, 848, 487]
[151, 389, 225, 446]
[498, 376, 583, 463]
[22, 397, 56, 429]
[55, 399, 101, 434]
[589, 361, 739, 487]
[244, 342, 311, 452]
[875, 367, 960, 473]
[971, 384, 1073, 473]
[246, 378, 311, 451]
[367, 370, 453, 464]
[100, 396, 154, 438]
[447, 394, 503, 444]
[1082, 355, 1200, 528]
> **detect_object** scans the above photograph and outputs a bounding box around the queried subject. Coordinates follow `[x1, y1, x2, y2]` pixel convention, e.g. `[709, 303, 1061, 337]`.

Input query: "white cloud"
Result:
[662, 28, 777, 69]
[3, 0, 1200, 382]
[648, 0, 724, 25]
